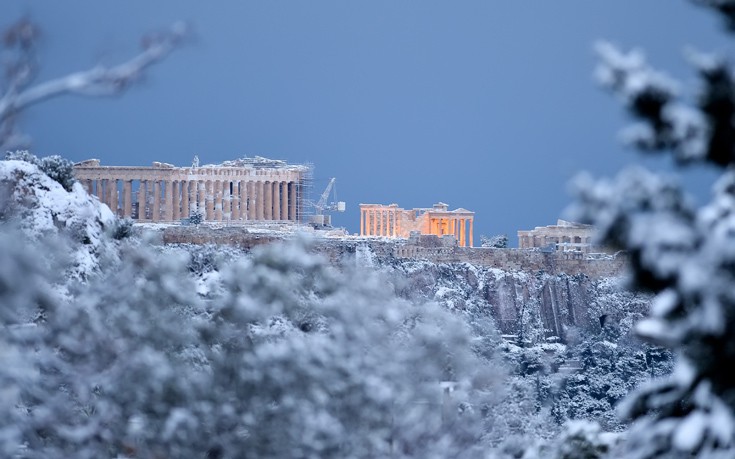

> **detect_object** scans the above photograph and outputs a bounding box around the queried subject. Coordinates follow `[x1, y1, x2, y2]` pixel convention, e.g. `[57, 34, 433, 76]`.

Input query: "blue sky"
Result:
[2, 1, 729, 242]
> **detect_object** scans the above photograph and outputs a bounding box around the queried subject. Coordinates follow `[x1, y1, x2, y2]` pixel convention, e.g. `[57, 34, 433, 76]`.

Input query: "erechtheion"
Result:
[359, 202, 475, 247]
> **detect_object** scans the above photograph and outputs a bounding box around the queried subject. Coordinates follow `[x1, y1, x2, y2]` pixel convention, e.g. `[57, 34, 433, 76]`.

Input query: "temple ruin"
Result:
[517, 219, 596, 252]
[359, 202, 475, 247]
[73, 157, 310, 223]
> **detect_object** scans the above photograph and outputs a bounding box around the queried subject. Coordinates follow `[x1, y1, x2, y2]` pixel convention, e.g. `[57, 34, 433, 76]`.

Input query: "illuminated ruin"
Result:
[359, 202, 475, 247]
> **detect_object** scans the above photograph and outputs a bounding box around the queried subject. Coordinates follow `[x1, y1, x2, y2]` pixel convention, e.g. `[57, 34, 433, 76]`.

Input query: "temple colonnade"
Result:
[73, 161, 307, 223]
[359, 203, 475, 247]
[359, 204, 401, 238]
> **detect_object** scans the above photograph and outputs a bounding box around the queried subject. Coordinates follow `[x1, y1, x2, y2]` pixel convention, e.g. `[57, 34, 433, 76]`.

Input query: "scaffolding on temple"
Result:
[297, 162, 314, 224]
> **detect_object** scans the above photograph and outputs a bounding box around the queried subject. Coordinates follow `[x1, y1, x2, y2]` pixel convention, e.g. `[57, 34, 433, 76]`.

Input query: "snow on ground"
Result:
[0, 159, 115, 279]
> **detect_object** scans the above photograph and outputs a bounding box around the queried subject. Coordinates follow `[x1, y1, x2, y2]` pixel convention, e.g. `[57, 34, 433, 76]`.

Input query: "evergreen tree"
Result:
[189, 209, 204, 225]
[481, 234, 509, 248]
[572, 1, 735, 456]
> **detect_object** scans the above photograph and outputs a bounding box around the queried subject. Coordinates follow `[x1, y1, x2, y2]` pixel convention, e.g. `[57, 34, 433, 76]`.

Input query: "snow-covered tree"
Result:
[1, 219, 520, 457]
[189, 209, 204, 226]
[0, 17, 188, 149]
[0, 156, 116, 279]
[481, 234, 509, 248]
[570, 1, 735, 456]
[5, 151, 76, 191]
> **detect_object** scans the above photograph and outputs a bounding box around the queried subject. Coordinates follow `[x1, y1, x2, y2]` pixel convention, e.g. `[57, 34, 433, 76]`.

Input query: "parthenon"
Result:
[359, 202, 474, 247]
[73, 157, 310, 223]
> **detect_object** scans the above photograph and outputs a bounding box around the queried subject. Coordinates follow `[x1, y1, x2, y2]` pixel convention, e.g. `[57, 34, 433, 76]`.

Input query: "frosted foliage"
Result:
[0, 158, 115, 279]
[4, 152, 78, 192]
[595, 42, 679, 101]
[552, 421, 617, 459]
[571, 3, 735, 456]
[572, 166, 735, 456]
[696, 0, 735, 30]
[480, 234, 509, 248]
[571, 168, 697, 289]
[0, 19, 187, 150]
[595, 41, 711, 163]
[0, 229, 507, 458]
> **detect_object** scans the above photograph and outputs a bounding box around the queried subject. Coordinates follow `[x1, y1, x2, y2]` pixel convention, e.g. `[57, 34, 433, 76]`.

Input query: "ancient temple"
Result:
[73, 157, 310, 223]
[359, 202, 475, 247]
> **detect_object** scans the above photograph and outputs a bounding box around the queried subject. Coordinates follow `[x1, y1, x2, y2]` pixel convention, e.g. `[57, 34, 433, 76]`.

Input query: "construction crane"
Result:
[308, 177, 345, 227]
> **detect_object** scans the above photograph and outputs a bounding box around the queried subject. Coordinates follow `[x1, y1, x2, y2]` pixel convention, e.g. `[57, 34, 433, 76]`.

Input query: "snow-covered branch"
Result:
[695, 0, 735, 30]
[594, 41, 711, 164]
[0, 20, 189, 149]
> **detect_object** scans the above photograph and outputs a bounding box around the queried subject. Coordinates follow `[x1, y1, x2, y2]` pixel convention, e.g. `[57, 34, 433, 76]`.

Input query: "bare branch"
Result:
[0, 21, 189, 149]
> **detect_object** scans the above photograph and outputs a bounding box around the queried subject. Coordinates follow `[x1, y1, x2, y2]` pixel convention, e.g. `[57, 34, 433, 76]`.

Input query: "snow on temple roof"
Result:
[212, 156, 310, 171]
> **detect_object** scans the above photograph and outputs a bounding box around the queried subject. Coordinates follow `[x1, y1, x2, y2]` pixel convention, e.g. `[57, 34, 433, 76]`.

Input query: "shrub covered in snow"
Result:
[188, 209, 203, 225]
[480, 234, 509, 248]
[0, 227, 528, 458]
[570, 2, 735, 456]
[4, 151, 76, 191]
[0, 158, 115, 279]
[111, 217, 134, 240]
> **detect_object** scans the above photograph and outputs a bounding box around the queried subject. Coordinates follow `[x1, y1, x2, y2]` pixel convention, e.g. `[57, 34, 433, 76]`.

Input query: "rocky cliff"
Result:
[346, 243, 647, 344]
[162, 228, 645, 344]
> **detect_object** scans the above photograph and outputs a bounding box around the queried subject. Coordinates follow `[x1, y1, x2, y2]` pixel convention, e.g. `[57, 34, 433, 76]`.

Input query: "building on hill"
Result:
[73, 157, 311, 223]
[359, 202, 475, 247]
[517, 219, 596, 252]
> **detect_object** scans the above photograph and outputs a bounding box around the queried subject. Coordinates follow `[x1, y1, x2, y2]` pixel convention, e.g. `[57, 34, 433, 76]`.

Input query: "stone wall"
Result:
[160, 226, 625, 278]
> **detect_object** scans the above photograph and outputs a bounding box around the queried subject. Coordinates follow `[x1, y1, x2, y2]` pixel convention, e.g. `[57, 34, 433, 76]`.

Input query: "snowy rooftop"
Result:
[210, 156, 311, 171]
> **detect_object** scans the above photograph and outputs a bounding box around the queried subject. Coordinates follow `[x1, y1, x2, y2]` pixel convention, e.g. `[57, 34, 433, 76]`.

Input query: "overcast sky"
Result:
[2, 1, 729, 242]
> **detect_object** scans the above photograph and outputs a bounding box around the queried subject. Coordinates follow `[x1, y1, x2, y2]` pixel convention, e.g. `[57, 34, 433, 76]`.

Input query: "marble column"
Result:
[223, 180, 231, 221]
[152, 181, 160, 222]
[205, 180, 214, 221]
[197, 181, 206, 218]
[255, 181, 264, 220]
[123, 180, 132, 217]
[164, 180, 173, 221]
[240, 180, 249, 220]
[108, 179, 118, 216]
[247, 181, 256, 220]
[95, 179, 103, 201]
[138, 181, 147, 220]
[172, 181, 180, 221]
[182, 181, 190, 219]
[460, 219, 466, 247]
[273, 181, 280, 221]
[281, 182, 288, 220]
[214, 180, 223, 221]
[469, 219, 474, 247]
[231, 181, 240, 220]
[264, 181, 272, 220]
[289, 182, 297, 222]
